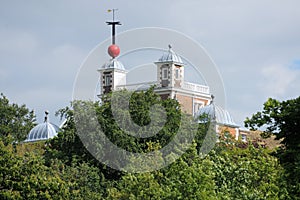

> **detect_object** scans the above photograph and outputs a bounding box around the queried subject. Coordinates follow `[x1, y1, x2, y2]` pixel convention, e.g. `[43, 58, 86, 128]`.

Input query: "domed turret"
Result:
[196, 97, 238, 127]
[158, 45, 184, 65]
[25, 111, 59, 142]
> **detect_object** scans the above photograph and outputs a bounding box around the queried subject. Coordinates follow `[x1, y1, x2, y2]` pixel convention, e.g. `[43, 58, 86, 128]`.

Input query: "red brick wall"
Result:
[176, 94, 193, 114]
[219, 126, 237, 138]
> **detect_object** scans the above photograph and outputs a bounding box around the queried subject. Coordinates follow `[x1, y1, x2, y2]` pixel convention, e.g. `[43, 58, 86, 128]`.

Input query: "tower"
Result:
[154, 45, 211, 115]
[98, 9, 127, 97]
[155, 45, 184, 90]
[97, 14, 211, 116]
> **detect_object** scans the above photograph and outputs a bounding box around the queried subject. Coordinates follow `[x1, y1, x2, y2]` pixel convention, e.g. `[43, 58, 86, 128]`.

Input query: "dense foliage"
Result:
[245, 97, 300, 198]
[0, 93, 35, 144]
[1, 92, 298, 199]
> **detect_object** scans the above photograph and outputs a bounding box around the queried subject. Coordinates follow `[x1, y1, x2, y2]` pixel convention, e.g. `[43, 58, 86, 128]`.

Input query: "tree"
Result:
[209, 145, 287, 199]
[46, 87, 183, 176]
[50, 159, 105, 199]
[1, 92, 294, 199]
[245, 97, 300, 198]
[0, 139, 71, 199]
[0, 93, 35, 144]
[106, 143, 217, 200]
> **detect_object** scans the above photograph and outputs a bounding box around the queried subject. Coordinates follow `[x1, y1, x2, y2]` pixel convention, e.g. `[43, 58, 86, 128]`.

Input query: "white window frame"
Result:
[193, 102, 204, 114]
[104, 75, 111, 86]
[162, 68, 168, 80]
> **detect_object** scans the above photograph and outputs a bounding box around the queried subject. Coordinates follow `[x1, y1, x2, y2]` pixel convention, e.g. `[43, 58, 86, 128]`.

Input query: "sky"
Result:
[1, 0, 300, 127]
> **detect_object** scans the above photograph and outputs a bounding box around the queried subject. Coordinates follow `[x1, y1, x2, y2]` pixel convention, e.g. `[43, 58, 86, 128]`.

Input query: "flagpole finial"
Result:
[106, 8, 121, 45]
[107, 8, 119, 22]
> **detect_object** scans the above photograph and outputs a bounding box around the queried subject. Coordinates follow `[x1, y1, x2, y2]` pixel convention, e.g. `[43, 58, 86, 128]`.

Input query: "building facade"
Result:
[97, 42, 248, 142]
[98, 45, 212, 116]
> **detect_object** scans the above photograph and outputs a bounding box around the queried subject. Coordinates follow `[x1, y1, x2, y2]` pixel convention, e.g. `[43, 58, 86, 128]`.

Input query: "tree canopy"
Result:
[245, 96, 300, 197]
[0, 92, 298, 199]
[0, 93, 35, 144]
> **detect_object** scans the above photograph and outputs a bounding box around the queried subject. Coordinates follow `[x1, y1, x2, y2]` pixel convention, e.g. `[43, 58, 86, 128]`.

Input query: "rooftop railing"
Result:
[116, 81, 209, 94]
[116, 81, 158, 90]
[182, 82, 209, 94]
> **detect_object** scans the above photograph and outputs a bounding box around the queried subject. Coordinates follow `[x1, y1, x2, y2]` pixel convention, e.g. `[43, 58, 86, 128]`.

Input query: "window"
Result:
[241, 134, 247, 142]
[175, 68, 180, 79]
[104, 75, 111, 86]
[162, 68, 168, 80]
[193, 102, 203, 114]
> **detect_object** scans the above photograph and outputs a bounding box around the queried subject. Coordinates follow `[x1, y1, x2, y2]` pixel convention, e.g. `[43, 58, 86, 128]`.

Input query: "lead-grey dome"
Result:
[25, 122, 59, 142]
[25, 111, 59, 142]
[102, 58, 125, 70]
[196, 102, 239, 127]
[158, 45, 184, 65]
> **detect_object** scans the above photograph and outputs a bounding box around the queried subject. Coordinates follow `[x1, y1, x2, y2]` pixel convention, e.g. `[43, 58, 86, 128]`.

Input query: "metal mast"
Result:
[106, 9, 121, 44]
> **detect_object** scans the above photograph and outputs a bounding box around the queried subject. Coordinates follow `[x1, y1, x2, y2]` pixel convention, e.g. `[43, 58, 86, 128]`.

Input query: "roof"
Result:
[101, 58, 125, 70]
[25, 111, 59, 142]
[25, 122, 59, 142]
[196, 102, 239, 127]
[157, 45, 184, 65]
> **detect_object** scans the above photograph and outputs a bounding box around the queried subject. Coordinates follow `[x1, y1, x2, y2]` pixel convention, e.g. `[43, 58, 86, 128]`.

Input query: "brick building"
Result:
[96, 15, 249, 142]
[97, 43, 249, 142]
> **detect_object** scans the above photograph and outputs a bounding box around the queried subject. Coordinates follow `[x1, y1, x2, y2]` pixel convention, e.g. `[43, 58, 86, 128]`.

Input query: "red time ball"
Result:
[108, 44, 120, 58]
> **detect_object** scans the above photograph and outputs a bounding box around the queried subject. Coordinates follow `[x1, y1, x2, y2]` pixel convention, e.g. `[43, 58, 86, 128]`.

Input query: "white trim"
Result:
[235, 127, 239, 140]
[154, 87, 211, 99]
[97, 68, 128, 73]
[193, 101, 204, 116]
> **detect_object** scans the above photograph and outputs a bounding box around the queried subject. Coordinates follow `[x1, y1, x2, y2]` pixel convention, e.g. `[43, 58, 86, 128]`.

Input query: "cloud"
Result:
[0, 27, 86, 124]
[0, 29, 38, 56]
[0, 68, 8, 80]
[1, 0, 300, 126]
[37, 44, 86, 80]
[290, 60, 300, 70]
[260, 64, 300, 97]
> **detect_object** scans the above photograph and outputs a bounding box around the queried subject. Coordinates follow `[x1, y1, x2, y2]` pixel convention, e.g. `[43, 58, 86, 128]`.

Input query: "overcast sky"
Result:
[1, 0, 300, 127]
